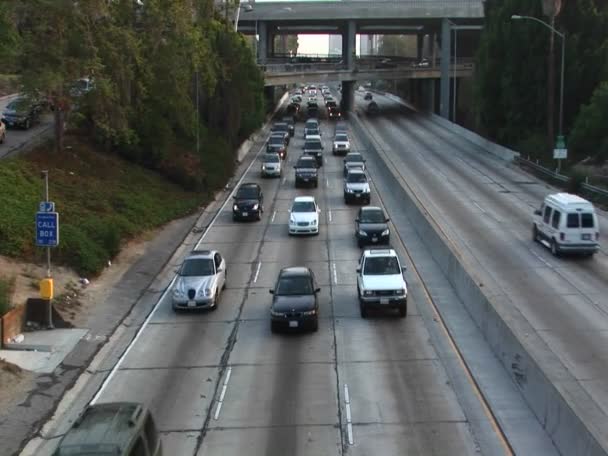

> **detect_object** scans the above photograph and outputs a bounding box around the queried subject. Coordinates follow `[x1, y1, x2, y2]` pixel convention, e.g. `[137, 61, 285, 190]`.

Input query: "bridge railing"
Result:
[262, 60, 475, 73]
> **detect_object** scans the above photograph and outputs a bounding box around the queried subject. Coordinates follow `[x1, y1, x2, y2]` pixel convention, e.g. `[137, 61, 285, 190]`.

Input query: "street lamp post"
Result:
[511, 15, 566, 152]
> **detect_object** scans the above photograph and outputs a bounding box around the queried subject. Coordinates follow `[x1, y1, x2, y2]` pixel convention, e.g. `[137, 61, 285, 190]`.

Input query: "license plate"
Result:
[188, 300, 196, 307]
[242, 212, 248, 216]
[582, 233, 591, 240]
[355, 194, 361, 198]
[289, 321, 299, 328]
[303, 178, 309, 182]
[380, 298, 389, 305]
[372, 237, 378, 242]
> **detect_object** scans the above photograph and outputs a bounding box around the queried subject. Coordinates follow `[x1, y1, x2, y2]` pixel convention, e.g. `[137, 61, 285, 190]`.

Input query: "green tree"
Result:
[0, 1, 19, 66]
[569, 81, 608, 163]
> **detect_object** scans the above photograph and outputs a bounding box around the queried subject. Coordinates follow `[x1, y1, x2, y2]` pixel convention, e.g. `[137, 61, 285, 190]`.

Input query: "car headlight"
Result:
[363, 188, 370, 194]
[302, 309, 317, 316]
[262, 165, 266, 170]
[253, 203, 259, 210]
[173, 288, 185, 297]
[359, 230, 368, 236]
[233, 204, 238, 211]
[270, 310, 285, 317]
[363, 290, 373, 296]
[395, 289, 406, 296]
[311, 219, 318, 225]
[381, 229, 390, 236]
[290, 216, 296, 224]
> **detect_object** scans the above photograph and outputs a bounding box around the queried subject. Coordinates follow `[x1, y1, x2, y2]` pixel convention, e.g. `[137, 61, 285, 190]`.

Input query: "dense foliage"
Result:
[474, 0, 608, 164]
[9, 0, 265, 186]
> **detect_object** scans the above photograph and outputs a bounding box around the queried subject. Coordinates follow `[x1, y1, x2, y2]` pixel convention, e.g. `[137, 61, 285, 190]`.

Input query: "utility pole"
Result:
[547, 14, 556, 146]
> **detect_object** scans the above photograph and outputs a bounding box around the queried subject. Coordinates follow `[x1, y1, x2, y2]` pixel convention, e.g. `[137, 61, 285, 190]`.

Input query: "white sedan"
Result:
[288, 196, 320, 235]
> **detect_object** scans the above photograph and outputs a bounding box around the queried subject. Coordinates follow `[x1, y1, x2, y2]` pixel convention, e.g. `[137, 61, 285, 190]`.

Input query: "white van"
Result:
[533, 193, 600, 256]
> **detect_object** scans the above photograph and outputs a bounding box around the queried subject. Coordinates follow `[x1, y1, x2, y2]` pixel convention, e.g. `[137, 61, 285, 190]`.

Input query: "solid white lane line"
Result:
[472, 201, 486, 214]
[332, 263, 338, 284]
[282, 176, 287, 184]
[328, 210, 332, 223]
[344, 384, 354, 445]
[530, 249, 553, 268]
[91, 141, 267, 404]
[326, 177, 330, 188]
[214, 367, 233, 420]
[271, 210, 277, 223]
[253, 261, 262, 283]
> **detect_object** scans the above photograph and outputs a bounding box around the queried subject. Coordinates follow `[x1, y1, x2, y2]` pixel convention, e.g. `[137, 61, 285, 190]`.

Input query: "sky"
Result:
[297, 34, 362, 55]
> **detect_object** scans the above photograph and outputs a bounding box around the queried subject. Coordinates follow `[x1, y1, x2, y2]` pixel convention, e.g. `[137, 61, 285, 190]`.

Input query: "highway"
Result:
[23, 91, 556, 455]
[0, 94, 53, 159]
[356, 91, 608, 448]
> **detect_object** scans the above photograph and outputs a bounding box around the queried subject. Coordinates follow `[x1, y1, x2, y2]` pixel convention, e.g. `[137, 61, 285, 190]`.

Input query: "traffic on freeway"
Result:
[25, 85, 558, 456]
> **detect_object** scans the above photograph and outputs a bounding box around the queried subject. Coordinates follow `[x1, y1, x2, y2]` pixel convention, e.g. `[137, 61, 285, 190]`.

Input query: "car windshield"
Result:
[269, 136, 283, 145]
[335, 134, 348, 142]
[347, 173, 367, 183]
[6, 99, 27, 110]
[297, 159, 316, 168]
[363, 257, 401, 275]
[306, 128, 319, 135]
[327, 101, 337, 107]
[360, 210, 386, 223]
[181, 258, 215, 276]
[292, 201, 316, 212]
[264, 154, 280, 163]
[236, 187, 258, 199]
[305, 141, 322, 150]
[276, 276, 313, 295]
[345, 154, 363, 163]
[272, 123, 288, 131]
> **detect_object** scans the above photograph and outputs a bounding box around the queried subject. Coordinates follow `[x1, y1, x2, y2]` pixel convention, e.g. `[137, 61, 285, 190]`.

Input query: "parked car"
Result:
[233, 183, 264, 221]
[355, 206, 390, 247]
[343, 152, 366, 177]
[1, 96, 42, 130]
[288, 196, 320, 235]
[261, 152, 282, 178]
[332, 133, 350, 155]
[533, 193, 600, 256]
[172, 249, 227, 311]
[0, 120, 6, 144]
[270, 267, 320, 333]
[344, 169, 371, 204]
[357, 248, 408, 318]
[295, 155, 319, 188]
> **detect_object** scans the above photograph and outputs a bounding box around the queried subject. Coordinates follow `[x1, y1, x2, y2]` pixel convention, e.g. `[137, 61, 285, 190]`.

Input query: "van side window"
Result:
[144, 416, 158, 452]
[131, 437, 147, 456]
[551, 210, 561, 229]
[567, 213, 579, 228]
[581, 213, 595, 228]
[543, 206, 552, 224]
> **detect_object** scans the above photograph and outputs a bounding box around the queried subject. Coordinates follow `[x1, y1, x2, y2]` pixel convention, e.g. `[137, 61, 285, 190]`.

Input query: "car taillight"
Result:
[560, 232, 565, 241]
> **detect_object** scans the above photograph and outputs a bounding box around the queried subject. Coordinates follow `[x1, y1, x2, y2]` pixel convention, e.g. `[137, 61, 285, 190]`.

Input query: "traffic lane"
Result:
[361, 110, 608, 415]
[205, 143, 343, 455]
[385, 112, 608, 277]
[323, 140, 480, 453]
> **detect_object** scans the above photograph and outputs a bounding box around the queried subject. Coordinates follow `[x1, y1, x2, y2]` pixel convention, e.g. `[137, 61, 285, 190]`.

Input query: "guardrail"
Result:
[516, 156, 608, 199]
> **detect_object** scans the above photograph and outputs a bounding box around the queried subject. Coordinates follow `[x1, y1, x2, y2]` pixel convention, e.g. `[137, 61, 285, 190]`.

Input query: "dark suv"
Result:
[1, 96, 42, 130]
[270, 267, 320, 332]
[295, 155, 319, 188]
[233, 183, 264, 221]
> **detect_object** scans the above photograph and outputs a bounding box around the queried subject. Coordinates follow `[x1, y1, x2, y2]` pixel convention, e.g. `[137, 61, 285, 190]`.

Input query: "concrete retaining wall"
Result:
[350, 113, 608, 456]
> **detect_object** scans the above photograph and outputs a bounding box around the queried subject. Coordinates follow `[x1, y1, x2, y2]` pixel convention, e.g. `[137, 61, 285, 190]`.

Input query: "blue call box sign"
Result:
[36, 212, 59, 247]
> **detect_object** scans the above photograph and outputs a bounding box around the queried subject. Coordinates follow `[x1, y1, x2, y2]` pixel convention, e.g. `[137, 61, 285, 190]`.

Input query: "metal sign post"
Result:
[553, 135, 567, 173]
[35, 170, 59, 329]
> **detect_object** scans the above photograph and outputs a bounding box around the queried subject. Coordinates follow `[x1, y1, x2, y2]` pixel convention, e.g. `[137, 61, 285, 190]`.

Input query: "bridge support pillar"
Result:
[264, 86, 275, 113]
[417, 33, 424, 61]
[258, 21, 268, 64]
[341, 81, 355, 112]
[344, 20, 356, 70]
[440, 18, 451, 119]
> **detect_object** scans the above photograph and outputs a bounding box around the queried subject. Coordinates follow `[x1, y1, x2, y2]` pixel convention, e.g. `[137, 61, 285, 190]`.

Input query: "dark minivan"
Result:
[233, 183, 264, 221]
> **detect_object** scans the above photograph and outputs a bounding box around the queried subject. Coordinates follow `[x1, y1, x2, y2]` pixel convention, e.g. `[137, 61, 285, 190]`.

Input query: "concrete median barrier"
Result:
[350, 113, 608, 456]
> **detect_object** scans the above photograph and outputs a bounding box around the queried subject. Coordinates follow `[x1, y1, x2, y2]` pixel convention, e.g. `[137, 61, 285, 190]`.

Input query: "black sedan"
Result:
[1, 97, 42, 130]
[355, 206, 390, 247]
[269, 267, 320, 332]
[233, 183, 264, 221]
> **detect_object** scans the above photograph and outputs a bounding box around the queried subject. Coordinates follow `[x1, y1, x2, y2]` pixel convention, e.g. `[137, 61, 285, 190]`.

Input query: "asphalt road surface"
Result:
[357, 91, 608, 448]
[0, 94, 53, 159]
[24, 92, 526, 455]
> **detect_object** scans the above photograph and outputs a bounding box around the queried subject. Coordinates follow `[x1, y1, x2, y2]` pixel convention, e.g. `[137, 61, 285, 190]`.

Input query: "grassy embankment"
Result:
[0, 139, 207, 281]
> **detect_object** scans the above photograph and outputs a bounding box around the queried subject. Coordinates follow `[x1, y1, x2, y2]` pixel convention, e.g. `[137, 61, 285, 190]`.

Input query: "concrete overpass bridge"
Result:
[237, 0, 484, 117]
